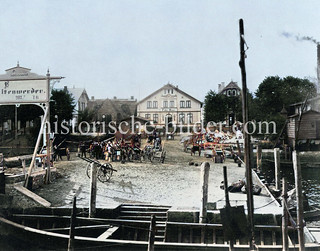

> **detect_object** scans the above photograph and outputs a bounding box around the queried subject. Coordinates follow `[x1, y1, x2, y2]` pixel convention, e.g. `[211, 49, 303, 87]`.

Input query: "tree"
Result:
[50, 89, 75, 132]
[252, 76, 316, 140]
[203, 90, 242, 124]
[254, 76, 316, 119]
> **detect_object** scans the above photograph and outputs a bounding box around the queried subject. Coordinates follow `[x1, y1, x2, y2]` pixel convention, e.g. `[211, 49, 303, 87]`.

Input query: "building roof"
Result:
[219, 81, 241, 94]
[137, 83, 202, 105]
[0, 63, 63, 81]
[288, 109, 320, 118]
[88, 98, 137, 122]
[67, 87, 88, 103]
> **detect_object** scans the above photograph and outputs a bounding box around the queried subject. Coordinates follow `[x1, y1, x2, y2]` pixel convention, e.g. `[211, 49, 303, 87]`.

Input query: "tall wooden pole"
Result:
[89, 163, 97, 218]
[239, 18, 255, 250]
[293, 151, 305, 251]
[24, 106, 49, 187]
[199, 162, 210, 224]
[45, 70, 51, 184]
[223, 166, 234, 251]
[68, 196, 77, 251]
[274, 148, 281, 190]
[282, 177, 289, 251]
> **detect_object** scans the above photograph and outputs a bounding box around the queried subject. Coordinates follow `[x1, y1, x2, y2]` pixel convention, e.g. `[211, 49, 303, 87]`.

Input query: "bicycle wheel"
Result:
[86, 163, 91, 178]
[97, 164, 113, 183]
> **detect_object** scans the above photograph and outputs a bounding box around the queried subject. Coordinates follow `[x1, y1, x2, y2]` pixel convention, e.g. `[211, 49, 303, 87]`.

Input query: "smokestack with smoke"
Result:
[282, 32, 320, 93]
[317, 43, 320, 94]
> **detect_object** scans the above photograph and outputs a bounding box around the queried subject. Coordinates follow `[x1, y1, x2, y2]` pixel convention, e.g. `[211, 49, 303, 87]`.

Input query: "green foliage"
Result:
[252, 76, 316, 140]
[50, 89, 75, 127]
[254, 76, 316, 119]
[78, 108, 95, 123]
[203, 90, 242, 123]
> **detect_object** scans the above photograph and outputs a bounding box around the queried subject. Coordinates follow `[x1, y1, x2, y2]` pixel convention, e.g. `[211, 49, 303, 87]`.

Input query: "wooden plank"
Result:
[14, 185, 51, 207]
[97, 226, 119, 240]
[212, 229, 216, 244]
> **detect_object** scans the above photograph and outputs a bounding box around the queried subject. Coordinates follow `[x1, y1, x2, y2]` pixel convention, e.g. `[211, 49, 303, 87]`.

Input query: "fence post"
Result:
[68, 196, 77, 251]
[89, 163, 97, 218]
[0, 171, 5, 194]
[274, 148, 280, 190]
[282, 177, 289, 251]
[147, 215, 156, 251]
[199, 162, 210, 224]
[293, 151, 305, 251]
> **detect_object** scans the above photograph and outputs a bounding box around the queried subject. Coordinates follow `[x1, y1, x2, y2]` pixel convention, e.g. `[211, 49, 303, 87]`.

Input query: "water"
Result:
[261, 160, 320, 207]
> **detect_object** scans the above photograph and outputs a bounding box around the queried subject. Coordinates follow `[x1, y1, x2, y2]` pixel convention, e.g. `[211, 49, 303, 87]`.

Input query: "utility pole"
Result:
[45, 70, 51, 184]
[239, 18, 255, 250]
[293, 151, 305, 251]
[282, 177, 289, 251]
[223, 166, 234, 251]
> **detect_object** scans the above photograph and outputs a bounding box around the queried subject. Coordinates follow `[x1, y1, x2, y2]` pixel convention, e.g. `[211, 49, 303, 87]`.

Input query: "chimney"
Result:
[91, 96, 94, 101]
[317, 44, 320, 93]
[131, 96, 134, 100]
[63, 86, 68, 92]
[218, 82, 225, 93]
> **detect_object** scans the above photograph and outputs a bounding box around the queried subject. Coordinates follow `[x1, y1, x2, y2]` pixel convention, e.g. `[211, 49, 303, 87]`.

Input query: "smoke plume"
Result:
[281, 32, 319, 45]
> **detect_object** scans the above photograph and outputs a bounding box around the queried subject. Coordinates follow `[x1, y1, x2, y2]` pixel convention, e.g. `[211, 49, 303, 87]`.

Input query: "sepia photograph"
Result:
[0, 1, 320, 250]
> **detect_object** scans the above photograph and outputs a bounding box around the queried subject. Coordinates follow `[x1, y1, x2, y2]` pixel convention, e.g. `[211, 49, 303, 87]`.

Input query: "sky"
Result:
[1, 0, 320, 102]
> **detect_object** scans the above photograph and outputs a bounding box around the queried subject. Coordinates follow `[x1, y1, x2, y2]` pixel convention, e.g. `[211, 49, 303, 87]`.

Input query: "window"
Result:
[153, 114, 159, 123]
[153, 101, 158, 108]
[186, 100, 191, 108]
[187, 113, 193, 123]
[163, 101, 168, 108]
[145, 114, 151, 119]
[232, 90, 236, 96]
[147, 101, 152, 108]
[179, 113, 185, 124]
[170, 101, 174, 107]
[180, 100, 185, 108]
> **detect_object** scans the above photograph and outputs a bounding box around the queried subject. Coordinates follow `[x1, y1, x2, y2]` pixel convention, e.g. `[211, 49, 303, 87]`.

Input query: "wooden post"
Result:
[257, 145, 262, 171]
[223, 166, 234, 250]
[274, 148, 281, 190]
[282, 177, 289, 251]
[89, 163, 97, 218]
[147, 215, 156, 251]
[236, 140, 242, 158]
[68, 196, 77, 251]
[24, 106, 48, 187]
[22, 159, 26, 177]
[223, 166, 230, 208]
[239, 18, 255, 250]
[284, 145, 288, 160]
[199, 162, 210, 224]
[0, 171, 5, 194]
[293, 151, 305, 251]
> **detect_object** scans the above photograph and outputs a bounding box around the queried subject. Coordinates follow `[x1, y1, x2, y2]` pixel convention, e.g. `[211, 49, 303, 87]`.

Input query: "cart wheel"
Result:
[86, 163, 91, 179]
[98, 164, 113, 183]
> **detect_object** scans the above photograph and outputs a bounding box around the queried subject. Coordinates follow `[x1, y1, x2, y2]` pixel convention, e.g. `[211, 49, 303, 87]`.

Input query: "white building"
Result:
[137, 83, 202, 129]
[61, 86, 89, 125]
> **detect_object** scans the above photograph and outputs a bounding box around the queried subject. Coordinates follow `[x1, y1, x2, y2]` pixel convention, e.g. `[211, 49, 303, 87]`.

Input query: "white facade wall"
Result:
[137, 85, 202, 127]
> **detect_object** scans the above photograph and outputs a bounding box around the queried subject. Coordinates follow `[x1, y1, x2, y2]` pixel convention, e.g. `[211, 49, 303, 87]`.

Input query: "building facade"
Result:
[218, 81, 241, 126]
[137, 83, 202, 129]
